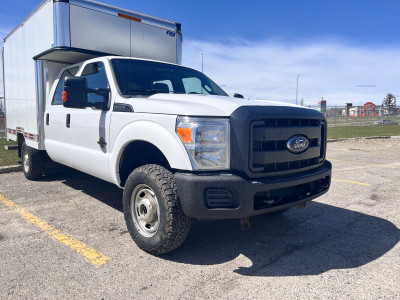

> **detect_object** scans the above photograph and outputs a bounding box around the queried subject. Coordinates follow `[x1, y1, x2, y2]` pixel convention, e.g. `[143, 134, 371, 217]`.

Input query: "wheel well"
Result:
[119, 141, 171, 187]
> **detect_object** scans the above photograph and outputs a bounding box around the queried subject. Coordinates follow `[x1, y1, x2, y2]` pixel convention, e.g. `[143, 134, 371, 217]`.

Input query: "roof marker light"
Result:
[118, 13, 142, 22]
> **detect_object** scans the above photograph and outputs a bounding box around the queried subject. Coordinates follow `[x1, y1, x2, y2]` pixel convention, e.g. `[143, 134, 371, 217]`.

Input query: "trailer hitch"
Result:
[239, 217, 252, 230]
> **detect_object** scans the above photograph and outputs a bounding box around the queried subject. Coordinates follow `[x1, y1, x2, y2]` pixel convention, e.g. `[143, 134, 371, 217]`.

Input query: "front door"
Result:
[45, 61, 113, 182]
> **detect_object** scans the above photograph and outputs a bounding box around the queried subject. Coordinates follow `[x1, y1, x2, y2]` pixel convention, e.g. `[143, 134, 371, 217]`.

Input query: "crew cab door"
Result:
[45, 61, 113, 182]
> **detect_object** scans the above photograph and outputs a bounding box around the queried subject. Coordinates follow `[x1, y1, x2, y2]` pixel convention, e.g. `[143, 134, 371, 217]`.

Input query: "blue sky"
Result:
[1, 0, 400, 105]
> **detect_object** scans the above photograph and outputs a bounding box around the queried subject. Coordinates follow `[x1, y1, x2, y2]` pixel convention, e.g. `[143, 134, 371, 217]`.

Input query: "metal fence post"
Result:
[334, 106, 337, 127]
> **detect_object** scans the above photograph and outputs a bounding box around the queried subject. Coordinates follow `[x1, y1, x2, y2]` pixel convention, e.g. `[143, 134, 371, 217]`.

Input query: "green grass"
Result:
[328, 125, 400, 139]
[326, 116, 400, 127]
[0, 138, 20, 167]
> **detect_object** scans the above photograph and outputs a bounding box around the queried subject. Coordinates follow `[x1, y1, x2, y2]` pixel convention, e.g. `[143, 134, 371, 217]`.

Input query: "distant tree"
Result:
[382, 93, 397, 115]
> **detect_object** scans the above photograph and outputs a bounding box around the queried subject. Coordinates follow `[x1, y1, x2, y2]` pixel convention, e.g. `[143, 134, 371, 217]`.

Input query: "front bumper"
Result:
[174, 160, 332, 219]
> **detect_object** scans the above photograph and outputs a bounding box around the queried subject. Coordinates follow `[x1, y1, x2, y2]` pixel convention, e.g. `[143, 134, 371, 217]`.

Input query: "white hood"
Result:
[124, 94, 303, 116]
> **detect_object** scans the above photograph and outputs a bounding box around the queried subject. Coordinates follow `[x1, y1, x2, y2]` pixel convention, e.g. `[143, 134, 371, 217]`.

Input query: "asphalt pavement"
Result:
[0, 139, 399, 299]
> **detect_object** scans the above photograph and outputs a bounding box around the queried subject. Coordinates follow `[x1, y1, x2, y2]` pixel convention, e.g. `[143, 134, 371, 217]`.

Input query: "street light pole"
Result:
[296, 74, 300, 105]
[201, 53, 204, 73]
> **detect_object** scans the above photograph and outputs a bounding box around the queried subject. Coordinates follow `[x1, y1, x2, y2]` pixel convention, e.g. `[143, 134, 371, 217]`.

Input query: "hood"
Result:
[123, 93, 304, 116]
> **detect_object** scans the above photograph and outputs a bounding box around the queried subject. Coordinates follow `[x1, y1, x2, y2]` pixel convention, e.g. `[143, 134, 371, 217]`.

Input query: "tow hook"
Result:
[299, 203, 306, 209]
[239, 217, 252, 230]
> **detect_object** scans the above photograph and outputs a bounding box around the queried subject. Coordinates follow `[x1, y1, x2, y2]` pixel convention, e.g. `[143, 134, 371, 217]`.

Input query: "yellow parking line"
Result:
[332, 178, 371, 186]
[0, 194, 110, 266]
[330, 158, 398, 169]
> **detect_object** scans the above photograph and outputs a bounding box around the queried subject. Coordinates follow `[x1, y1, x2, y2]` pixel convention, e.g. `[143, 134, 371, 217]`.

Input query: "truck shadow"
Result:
[47, 166, 400, 277]
[166, 204, 400, 276]
[43, 165, 123, 211]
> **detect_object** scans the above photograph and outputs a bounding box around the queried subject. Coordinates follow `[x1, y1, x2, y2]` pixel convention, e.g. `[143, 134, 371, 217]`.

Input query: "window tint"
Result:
[182, 77, 212, 94]
[52, 67, 79, 105]
[81, 62, 109, 105]
[153, 80, 173, 93]
[111, 59, 228, 97]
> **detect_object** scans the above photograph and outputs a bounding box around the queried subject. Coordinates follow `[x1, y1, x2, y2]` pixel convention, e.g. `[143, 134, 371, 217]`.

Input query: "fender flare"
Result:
[109, 120, 192, 186]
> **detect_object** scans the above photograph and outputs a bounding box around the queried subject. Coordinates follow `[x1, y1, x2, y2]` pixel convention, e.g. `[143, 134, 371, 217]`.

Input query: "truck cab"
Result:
[42, 56, 332, 254]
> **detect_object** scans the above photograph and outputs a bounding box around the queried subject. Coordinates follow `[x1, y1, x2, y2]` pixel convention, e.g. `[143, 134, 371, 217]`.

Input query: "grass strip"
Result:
[328, 125, 400, 139]
[0, 138, 19, 167]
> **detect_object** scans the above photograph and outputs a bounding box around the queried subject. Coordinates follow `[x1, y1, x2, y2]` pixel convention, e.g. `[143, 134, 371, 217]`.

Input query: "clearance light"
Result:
[176, 117, 230, 170]
[62, 91, 67, 102]
[118, 13, 142, 22]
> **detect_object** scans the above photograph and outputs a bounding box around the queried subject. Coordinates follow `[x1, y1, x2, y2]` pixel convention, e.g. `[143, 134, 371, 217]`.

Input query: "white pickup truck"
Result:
[3, 0, 331, 254]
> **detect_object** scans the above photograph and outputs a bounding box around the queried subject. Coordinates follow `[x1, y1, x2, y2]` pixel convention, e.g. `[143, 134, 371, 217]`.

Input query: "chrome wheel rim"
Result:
[131, 184, 160, 237]
[23, 152, 29, 173]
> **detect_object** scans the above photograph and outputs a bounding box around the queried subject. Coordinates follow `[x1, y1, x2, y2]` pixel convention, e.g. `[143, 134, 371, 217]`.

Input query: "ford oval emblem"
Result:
[286, 136, 309, 153]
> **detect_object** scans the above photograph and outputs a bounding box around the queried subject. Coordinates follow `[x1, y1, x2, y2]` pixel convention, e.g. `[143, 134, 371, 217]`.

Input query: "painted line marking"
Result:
[329, 158, 398, 169]
[0, 194, 110, 266]
[332, 178, 371, 186]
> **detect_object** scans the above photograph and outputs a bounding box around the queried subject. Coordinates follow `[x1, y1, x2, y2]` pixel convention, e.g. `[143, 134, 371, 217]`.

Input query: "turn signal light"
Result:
[177, 127, 192, 143]
[62, 91, 67, 102]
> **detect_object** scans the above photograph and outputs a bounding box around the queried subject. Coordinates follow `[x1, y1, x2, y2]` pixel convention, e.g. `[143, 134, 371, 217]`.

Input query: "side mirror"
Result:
[234, 93, 244, 99]
[63, 76, 88, 109]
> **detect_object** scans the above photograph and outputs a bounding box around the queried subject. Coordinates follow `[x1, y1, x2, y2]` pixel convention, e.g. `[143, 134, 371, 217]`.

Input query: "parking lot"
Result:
[0, 138, 399, 299]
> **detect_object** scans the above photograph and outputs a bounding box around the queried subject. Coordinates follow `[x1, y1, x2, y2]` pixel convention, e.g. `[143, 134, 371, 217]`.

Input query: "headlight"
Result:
[176, 116, 230, 170]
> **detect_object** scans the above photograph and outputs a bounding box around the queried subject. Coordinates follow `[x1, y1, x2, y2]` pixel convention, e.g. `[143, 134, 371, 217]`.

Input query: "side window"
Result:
[182, 77, 212, 95]
[81, 62, 109, 105]
[52, 67, 79, 105]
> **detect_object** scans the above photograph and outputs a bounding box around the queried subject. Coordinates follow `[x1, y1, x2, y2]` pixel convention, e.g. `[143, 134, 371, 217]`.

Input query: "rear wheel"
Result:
[123, 164, 191, 255]
[21, 141, 44, 180]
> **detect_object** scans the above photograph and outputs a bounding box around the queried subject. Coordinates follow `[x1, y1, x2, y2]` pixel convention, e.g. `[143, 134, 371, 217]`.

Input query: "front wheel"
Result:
[123, 164, 191, 255]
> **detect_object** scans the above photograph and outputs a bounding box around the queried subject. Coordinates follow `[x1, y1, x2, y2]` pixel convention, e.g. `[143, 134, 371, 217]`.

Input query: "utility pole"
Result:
[296, 74, 300, 105]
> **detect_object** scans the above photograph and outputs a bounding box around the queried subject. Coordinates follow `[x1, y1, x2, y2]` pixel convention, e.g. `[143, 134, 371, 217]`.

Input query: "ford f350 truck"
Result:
[3, 0, 331, 255]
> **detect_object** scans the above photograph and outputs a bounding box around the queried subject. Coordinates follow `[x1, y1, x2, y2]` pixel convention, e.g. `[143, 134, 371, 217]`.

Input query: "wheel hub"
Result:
[23, 153, 29, 173]
[131, 185, 160, 237]
[137, 197, 157, 223]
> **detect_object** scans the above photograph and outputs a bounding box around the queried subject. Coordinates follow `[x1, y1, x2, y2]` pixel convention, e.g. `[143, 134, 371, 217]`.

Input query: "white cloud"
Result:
[182, 39, 400, 106]
[1, 38, 399, 107]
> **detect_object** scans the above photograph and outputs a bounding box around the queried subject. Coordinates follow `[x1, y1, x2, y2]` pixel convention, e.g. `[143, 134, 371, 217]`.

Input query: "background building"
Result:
[343, 103, 353, 117]
[362, 102, 377, 116]
[318, 98, 327, 114]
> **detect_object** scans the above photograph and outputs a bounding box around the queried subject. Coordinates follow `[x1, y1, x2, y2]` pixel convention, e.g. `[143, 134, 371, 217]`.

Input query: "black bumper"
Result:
[174, 160, 332, 219]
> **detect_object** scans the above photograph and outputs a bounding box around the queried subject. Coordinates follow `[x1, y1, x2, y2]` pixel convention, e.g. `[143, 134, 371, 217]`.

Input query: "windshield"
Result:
[111, 59, 228, 97]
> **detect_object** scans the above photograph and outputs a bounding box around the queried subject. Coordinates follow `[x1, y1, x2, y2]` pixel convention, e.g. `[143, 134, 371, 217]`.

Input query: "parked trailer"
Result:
[3, 0, 182, 149]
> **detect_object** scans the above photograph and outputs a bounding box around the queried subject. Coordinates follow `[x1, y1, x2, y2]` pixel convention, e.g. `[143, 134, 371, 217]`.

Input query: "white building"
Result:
[349, 107, 362, 117]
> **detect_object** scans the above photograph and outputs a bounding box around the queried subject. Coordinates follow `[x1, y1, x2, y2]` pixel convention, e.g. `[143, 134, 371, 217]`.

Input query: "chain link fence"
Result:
[308, 105, 400, 127]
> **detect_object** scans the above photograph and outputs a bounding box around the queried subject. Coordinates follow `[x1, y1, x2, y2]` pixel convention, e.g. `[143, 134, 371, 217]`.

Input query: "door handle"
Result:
[66, 114, 70, 128]
[97, 137, 107, 148]
[46, 113, 49, 125]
